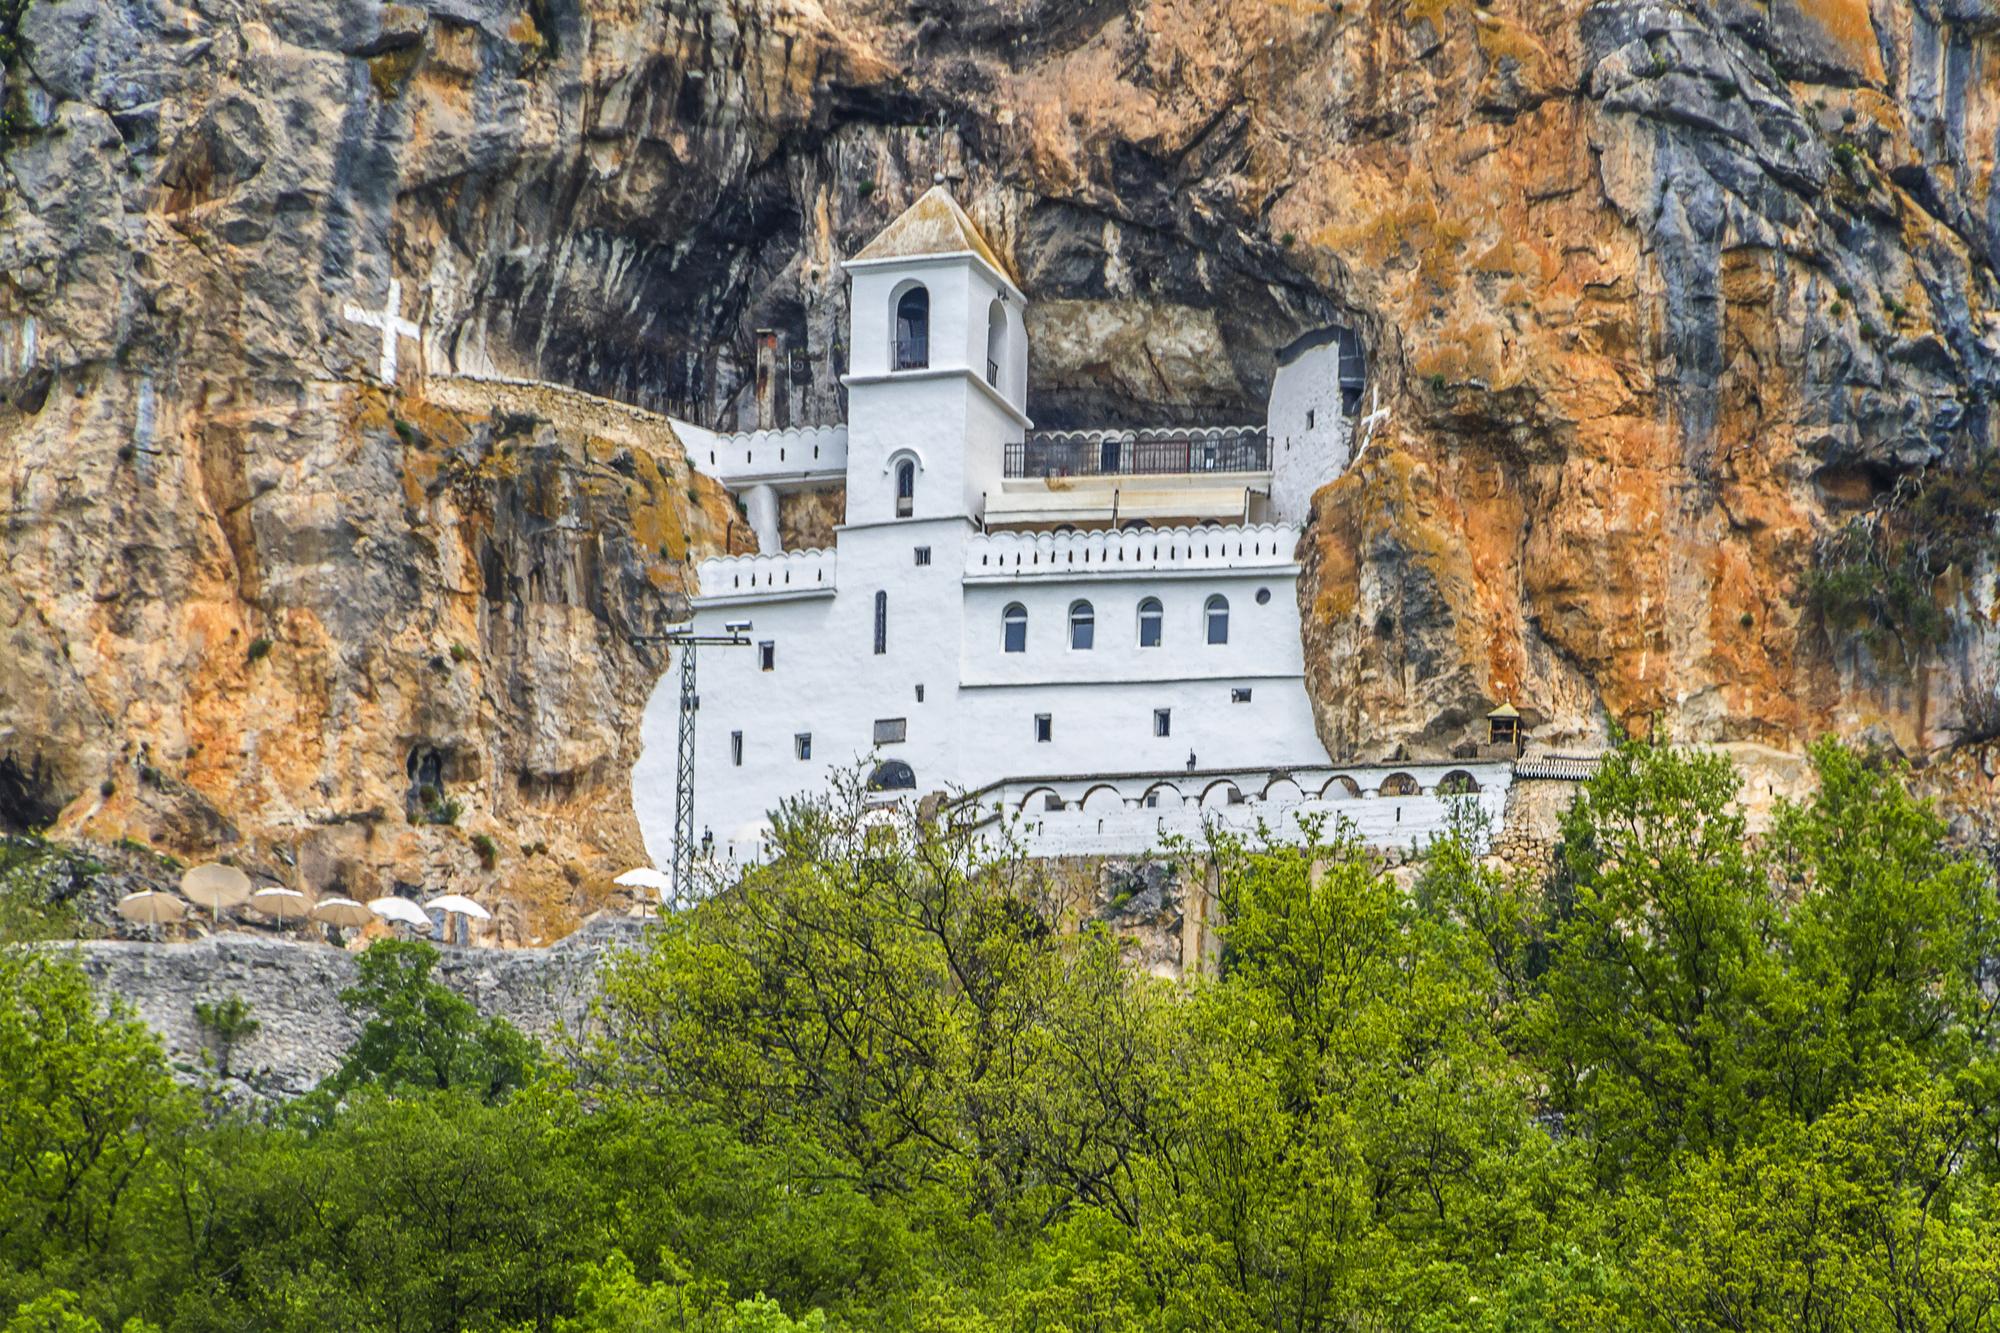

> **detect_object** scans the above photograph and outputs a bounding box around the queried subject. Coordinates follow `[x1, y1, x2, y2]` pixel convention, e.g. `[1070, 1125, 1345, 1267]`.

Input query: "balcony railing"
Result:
[1004, 428, 1270, 480]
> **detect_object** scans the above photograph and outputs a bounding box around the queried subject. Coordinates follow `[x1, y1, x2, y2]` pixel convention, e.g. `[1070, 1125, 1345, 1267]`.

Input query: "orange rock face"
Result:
[2, 0, 1996, 927]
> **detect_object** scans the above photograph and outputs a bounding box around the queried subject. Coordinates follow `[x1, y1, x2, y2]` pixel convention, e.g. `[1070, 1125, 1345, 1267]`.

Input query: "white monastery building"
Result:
[635, 189, 1513, 869]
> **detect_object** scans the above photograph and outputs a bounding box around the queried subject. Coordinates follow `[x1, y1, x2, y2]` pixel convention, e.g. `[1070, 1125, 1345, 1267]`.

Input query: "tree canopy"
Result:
[5, 740, 1999, 1331]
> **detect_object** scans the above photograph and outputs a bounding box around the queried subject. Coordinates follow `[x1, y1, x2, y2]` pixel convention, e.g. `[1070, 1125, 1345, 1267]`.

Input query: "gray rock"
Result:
[67, 915, 646, 1099]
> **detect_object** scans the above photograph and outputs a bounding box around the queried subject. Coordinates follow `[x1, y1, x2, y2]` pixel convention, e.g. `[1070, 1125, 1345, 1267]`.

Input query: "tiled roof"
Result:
[1513, 753, 1605, 781]
[852, 186, 1016, 284]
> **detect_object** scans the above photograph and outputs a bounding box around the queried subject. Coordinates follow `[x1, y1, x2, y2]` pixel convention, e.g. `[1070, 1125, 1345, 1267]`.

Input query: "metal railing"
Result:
[1004, 429, 1270, 479]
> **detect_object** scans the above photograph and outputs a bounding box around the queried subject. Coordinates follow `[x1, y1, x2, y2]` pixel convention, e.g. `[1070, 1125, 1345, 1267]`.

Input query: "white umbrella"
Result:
[117, 890, 187, 925]
[613, 867, 672, 892]
[180, 863, 252, 922]
[310, 896, 374, 929]
[249, 886, 311, 922]
[368, 895, 432, 929]
[424, 893, 491, 921]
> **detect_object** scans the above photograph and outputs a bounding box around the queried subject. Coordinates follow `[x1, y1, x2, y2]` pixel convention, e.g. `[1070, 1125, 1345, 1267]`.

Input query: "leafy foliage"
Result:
[5, 743, 2000, 1330]
[190, 997, 258, 1079]
[316, 939, 541, 1106]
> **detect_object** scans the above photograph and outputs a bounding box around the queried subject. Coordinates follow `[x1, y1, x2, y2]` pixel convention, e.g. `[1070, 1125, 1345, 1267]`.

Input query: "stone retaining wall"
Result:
[66, 915, 646, 1099]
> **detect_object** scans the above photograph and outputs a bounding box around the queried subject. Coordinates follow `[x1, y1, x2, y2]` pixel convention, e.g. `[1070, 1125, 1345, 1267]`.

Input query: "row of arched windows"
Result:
[1003, 596, 1231, 652]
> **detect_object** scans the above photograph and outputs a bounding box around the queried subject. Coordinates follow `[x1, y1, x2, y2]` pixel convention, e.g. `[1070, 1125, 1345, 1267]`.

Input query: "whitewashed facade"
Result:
[632, 190, 1444, 870]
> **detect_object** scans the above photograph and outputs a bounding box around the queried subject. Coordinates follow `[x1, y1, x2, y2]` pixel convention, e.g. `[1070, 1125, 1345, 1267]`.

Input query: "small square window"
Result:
[1034, 714, 1052, 743]
[1231, 688, 1253, 703]
[1044, 793, 1063, 812]
[1153, 708, 1171, 738]
[914, 546, 932, 566]
[794, 733, 812, 761]
[758, 642, 775, 671]
[873, 718, 907, 745]
[731, 731, 743, 766]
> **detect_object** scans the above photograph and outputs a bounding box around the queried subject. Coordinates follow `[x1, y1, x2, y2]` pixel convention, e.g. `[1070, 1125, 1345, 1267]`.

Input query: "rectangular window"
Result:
[794, 733, 812, 761]
[1153, 709, 1171, 738]
[874, 591, 887, 655]
[1231, 688, 1253, 703]
[730, 731, 743, 766]
[1034, 714, 1052, 744]
[914, 684, 925, 703]
[914, 546, 931, 566]
[1305, 408, 1316, 430]
[873, 718, 907, 745]
[758, 642, 775, 672]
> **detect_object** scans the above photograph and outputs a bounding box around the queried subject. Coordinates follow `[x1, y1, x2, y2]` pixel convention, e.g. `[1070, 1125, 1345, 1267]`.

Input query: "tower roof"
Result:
[852, 186, 1017, 286]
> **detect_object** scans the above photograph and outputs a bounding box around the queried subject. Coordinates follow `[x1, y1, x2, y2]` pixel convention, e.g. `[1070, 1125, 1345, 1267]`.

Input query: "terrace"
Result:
[1003, 427, 1270, 480]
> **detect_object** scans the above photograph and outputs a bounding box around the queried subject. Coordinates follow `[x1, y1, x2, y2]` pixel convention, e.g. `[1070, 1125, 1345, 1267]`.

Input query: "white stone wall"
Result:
[1266, 336, 1355, 524]
[635, 516, 1334, 869]
[696, 547, 837, 596]
[980, 762, 1512, 856]
[684, 424, 848, 487]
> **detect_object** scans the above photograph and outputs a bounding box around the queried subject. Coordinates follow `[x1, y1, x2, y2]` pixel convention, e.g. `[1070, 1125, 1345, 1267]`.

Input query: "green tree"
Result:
[3, 1289, 158, 1333]
[1761, 739, 2000, 1125]
[320, 940, 540, 1104]
[0, 953, 185, 1308]
[1528, 742, 1773, 1181]
[544, 1249, 828, 1333]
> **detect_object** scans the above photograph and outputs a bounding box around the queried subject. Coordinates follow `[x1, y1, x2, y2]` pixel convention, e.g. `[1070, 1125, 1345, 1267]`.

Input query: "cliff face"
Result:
[2, 0, 1997, 913]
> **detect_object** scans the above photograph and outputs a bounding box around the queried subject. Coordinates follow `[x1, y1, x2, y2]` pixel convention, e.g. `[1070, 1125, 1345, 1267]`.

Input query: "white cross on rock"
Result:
[1353, 384, 1392, 461]
[343, 278, 422, 386]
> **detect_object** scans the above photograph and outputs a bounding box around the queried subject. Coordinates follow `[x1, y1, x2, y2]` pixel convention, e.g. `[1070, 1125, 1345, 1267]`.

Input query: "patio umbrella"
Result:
[116, 889, 186, 942]
[117, 890, 187, 925]
[249, 886, 311, 923]
[425, 893, 490, 947]
[368, 895, 432, 930]
[180, 863, 252, 923]
[310, 896, 374, 929]
[424, 893, 491, 921]
[613, 867, 672, 892]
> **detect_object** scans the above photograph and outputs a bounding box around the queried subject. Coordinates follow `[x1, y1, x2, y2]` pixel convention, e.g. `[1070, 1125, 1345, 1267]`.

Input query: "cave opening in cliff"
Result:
[0, 753, 65, 834]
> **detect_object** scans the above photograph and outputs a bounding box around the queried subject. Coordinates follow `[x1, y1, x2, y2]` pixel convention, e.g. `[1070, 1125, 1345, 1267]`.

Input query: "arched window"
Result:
[1137, 597, 1163, 648]
[895, 459, 915, 518]
[1205, 594, 1229, 645]
[894, 286, 929, 370]
[868, 760, 917, 792]
[1069, 600, 1095, 651]
[985, 299, 1006, 387]
[1002, 603, 1027, 653]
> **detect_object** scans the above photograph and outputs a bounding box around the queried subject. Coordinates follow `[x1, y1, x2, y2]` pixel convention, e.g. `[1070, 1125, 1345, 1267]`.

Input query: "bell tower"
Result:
[840, 187, 1030, 526]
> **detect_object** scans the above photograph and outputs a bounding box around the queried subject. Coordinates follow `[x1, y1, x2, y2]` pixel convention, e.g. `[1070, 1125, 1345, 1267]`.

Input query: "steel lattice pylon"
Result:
[654, 626, 752, 906]
[670, 643, 699, 904]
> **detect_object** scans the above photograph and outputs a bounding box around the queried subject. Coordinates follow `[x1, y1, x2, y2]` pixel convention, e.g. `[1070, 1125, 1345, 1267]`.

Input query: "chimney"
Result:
[754, 330, 783, 429]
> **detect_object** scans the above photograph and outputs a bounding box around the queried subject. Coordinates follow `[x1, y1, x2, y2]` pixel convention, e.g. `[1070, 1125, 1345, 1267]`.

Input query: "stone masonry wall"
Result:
[68, 916, 645, 1100]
